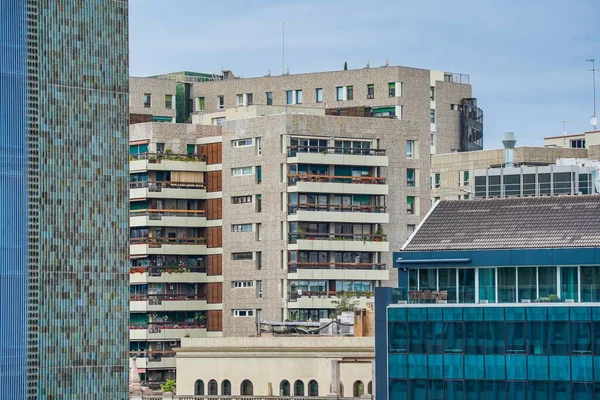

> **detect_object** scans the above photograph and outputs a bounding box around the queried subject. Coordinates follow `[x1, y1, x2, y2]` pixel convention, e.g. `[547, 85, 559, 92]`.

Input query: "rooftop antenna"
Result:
[282, 23, 285, 75]
[561, 119, 567, 135]
[586, 59, 598, 129]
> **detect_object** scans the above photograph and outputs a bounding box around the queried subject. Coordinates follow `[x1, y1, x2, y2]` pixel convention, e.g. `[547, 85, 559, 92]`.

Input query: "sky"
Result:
[130, 0, 600, 148]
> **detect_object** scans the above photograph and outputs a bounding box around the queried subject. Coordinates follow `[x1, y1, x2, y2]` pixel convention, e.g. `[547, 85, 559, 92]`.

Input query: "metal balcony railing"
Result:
[288, 174, 386, 186]
[130, 152, 206, 162]
[129, 294, 207, 302]
[130, 209, 207, 218]
[130, 237, 206, 245]
[288, 290, 374, 301]
[130, 181, 206, 190]
[130, 266, 207, 275]
[130, 322, 207, 331]
[288, 262, 386, 272]
[288, 203, 386, 214]
[288, 232, 387, 244]
[287, 145, 386, 157]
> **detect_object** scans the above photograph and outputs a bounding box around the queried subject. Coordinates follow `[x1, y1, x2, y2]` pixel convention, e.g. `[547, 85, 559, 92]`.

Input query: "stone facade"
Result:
[130, 122, 221, 153]
[589, 144, 600, 160]
[130, 77, 177, 120]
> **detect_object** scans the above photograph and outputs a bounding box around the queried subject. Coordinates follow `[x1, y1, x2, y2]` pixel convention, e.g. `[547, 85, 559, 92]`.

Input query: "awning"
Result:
[130, 139, 149, 145]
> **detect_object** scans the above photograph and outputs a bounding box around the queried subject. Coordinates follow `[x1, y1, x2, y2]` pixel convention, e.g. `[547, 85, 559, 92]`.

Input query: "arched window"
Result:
[368, 381, 373, 395]
[353, 381, 364, 397]
[294, 380, 305, 396]
[221, 380, 231, 395]
[241, 379, 254, 395]
[308, 380, 319, 396]
[208, 379, 218, 395]
[194, 379, 204, 395]
[280, 380, 291, 396]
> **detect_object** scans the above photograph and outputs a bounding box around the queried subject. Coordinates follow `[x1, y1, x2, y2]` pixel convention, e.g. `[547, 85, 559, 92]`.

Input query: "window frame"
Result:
[232, 195, 252, 204]
[232, 224, 253, 232]
[315, 88, 323, 103]
[232, 167, 253, 176]
[232, 138, 253, 148]
[232, 252, 253, 261]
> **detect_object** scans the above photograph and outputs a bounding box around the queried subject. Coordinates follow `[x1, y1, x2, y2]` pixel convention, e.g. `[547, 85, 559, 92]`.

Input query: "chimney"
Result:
[502, 132, 516, 168]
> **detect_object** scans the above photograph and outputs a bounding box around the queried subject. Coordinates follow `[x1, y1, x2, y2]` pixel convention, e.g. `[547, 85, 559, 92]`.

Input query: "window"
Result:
[407, 224, 416, 233]
[208, 380, 218, 396]
[463, 171, 470, 186]
[197, 97, 205, 111]
[407, 196, 415, 214]
[430, 109, 436, 123]
[165, 94, 173, 109]
[353, 381, 365, 397]
[217, 95, 224, 109]
[294, 380, 305, 396]
[430, 132, 435, 147]
[388, 82, 396, 97]
[256, 194, 262, 212]
[315, 88, 323, 103]
[221, 380, 231, 396]
[280, 380, 291, 396]
[266, 92, 273, 105]
[406, 140, 414, 158]
[296, 90, 303, 104]
[194, 380, 204, 395]
[256, 251, 262, 270]
[232, 195, 252, 204]
[430, 86, 435, 101]
[571, 139, 586, 148]
[286, 90, 293, 104]
[451, 104, 460, 111]
[232, 281, 254, 288]
[240, 380, 254, 396]
[255, 137, 262, 155]
[434, 173, 441, 188]
[347, 85, 353, 100]
[186, 144, 195, 155]
[246, 93, 253, 105]
[236, 94, 243, 106]
[367, 84, 374, 99]
[232, 167, 253, 176]
[156, 143, 165, 153]
[143, 93, 151, 108]
[336, 86, 343, 101]
[407, 169, 416, 187]
[334, 139, 371, 154]
[256, 280, 262, 298]
[232, 224, 253, 232]
[232, 252, 253, 260]
[256, 166, 262, 184]
[233, 309, 254, 317]
[232, 138, 253, 148]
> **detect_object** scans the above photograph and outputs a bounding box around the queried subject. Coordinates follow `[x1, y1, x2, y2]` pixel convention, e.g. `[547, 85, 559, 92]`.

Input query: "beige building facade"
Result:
[175, 337, 374, 397]
[130, 77, 178, 123]
[543, 129, 600, 149]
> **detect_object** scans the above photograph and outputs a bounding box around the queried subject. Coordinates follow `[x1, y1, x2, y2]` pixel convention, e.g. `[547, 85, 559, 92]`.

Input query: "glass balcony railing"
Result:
[129, 180, 206, 190]
[130, 237, 206, 245]
[130, 152, 206, 162]
[288, 174, 386, 186]
[130, 209, 206, 218]
[287, 145, 386, 157]
[288, 262, 386, 272]
[288, 232, 386, 244]
[288, 203, 386, 214]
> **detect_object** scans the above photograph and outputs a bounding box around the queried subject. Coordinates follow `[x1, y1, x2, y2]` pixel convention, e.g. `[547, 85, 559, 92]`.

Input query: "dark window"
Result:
[143, 93, 151, 108]
[280, 380, 290, 396]
[194, 380, 204, 395]
[308, 380, 319, 396]
[232, 252, 252, 261]
[294, 380, 304, 396]
[266, 92, 273, 105]
[367, 84, 374, 99]
[208, 380, 218, 395]
[240, 380, 253, 395]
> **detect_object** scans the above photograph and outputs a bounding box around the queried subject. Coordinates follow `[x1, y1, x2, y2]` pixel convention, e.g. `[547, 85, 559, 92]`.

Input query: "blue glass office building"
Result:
[375, 196, 600, 400]
[0, 1, 129, 399]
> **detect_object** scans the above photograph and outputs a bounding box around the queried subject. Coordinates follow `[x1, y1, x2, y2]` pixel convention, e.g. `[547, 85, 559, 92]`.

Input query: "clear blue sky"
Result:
[130, 0, 599, 148]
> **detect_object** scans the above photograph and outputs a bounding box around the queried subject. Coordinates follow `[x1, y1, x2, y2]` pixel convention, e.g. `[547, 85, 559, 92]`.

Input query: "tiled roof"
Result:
[403, 195, 600, 251]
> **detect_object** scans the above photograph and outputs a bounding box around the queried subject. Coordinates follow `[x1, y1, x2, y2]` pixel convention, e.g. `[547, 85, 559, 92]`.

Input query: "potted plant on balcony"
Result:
[374, 225, 385, 242]
[194, 312, 206, 327]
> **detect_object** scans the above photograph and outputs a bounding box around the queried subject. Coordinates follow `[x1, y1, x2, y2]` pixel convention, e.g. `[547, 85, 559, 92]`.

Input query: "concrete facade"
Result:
[130, 77, 177, 121]
[544, 130, 600, 149]
[589, 144, 600, 160]
[431, 146, 589, 200]
[175, 337, 374, 397]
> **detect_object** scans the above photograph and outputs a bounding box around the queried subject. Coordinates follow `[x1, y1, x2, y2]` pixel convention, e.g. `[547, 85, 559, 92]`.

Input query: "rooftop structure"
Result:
[544, 129, 600, 149]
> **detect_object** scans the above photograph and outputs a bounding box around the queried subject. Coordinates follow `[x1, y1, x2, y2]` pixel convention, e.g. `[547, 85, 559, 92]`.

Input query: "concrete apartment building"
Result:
[127, 65, 481, 385]
[544, 129, 600, 149]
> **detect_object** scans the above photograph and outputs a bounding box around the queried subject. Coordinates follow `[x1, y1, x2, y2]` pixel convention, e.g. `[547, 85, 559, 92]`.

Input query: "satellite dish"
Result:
[591, 116, 598, 127]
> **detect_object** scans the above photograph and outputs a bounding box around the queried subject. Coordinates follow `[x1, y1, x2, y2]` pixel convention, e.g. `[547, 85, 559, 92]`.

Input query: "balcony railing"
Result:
[130, 294, 207, 302]
[130, 209, 207, 218]
[130, 322, 206, 331]
[130, 237, 206, 246]
[288, 203, 386, 214]
[129, 350, 176, 362]
[287, 145, 386, 157]
[288, 232, 387, 244]
[288, 262, 386, 272]
[130, 180, 206, 190]
[142, 396, 373, 400]
[288, 290, 374, 301]
[288, 174, 386, 186]
[130, 266, 207, 275]
[130, 152, 206, 162]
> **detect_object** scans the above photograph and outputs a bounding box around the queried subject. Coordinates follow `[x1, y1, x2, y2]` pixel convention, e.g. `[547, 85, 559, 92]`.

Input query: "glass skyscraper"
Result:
[0, 1, 129, 399]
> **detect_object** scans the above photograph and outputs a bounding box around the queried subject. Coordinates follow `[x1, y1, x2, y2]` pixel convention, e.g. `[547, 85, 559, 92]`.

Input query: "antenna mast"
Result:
[282, 23, 285, 75]
[586, 59, 598, 129]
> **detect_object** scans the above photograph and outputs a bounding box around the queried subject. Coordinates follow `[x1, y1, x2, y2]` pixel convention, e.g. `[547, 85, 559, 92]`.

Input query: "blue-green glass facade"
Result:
[385, 305, 600, 400]
[1, 1, 129, 399]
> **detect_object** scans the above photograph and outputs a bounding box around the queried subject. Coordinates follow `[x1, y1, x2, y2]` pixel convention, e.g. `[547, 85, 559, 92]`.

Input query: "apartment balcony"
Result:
[129, 267, 208, 284]
[288, 203, 388, 224]
[130, 152, 206, 173]
[130, 294, 207, 312]
[130, 237, 206, 256]
[287, 174, 388, 195]
[287, 262, 389, 281]
[130, 209, 207, 228]
[130, 180, 207, 200]
[287, 291, 374, 309]
[287, 146, 388, 167]
[288, 233, 389, 252]
[131, 351, 176, 370]
[130, 323, 207, 341]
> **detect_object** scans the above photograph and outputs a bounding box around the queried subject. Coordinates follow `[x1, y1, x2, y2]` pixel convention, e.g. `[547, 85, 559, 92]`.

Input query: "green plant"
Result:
[376, 225, 385, 236]
[160, 379, 176, 393]
[332, 292, 360, 316]
[344, 61, 348, 71]
[536, 294, 560, 303]
[194, 313, 206, 324]
[165, 148, 173, 155]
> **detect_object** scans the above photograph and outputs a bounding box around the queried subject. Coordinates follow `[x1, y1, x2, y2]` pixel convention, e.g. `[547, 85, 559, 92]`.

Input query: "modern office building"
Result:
[375, 195, 600, 400]
[0, 1, 129, 399]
